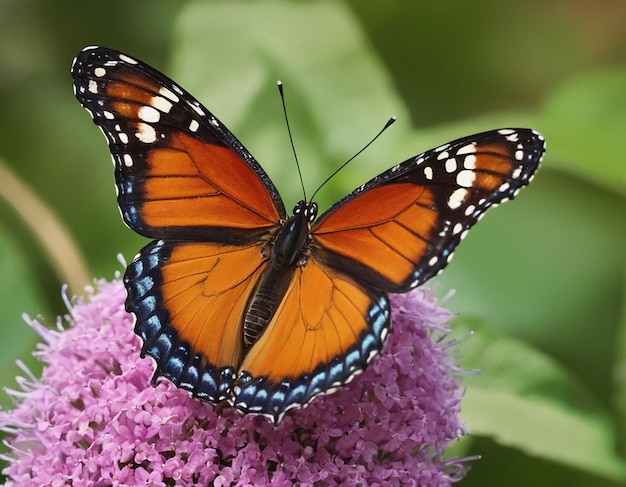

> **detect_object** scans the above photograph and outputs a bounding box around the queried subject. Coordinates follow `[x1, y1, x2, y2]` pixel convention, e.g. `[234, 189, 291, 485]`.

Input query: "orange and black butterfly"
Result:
[71, 46, 544, 422]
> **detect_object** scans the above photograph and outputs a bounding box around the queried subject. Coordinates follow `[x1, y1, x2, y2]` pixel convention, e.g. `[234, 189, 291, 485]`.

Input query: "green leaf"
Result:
[541, 68, 626, 196]
[454, 317, 626, 481]
[613, 265, 626, 456]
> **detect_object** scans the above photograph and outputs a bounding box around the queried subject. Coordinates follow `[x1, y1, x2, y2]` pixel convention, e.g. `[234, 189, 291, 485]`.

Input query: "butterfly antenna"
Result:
[277, 81, 307, 202]
[310, 116, 396, 202]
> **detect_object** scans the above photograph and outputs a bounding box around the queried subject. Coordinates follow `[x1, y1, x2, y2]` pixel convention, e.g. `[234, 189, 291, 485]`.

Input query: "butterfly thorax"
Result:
[242, 201, 318, 347]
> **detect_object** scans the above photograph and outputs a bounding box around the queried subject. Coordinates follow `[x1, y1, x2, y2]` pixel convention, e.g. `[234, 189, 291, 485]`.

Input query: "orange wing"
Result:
[71, 46, 285, 242]
[311, 129, 545, 292]
[125, 239, 267, 403]
[234, 255, 390, 419]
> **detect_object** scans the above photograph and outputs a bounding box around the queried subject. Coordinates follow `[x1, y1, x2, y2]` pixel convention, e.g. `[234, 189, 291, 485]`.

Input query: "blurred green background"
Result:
[1, 0, 625, 485]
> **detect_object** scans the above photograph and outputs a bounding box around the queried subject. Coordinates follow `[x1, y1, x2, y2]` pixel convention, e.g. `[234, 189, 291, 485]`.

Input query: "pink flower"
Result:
[0, 277, 469, 486]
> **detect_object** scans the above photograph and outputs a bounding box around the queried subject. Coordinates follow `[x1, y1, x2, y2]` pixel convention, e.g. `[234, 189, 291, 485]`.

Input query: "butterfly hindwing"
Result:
[71, 46, 285, 243]
[125, 239, 267, 403]
[312, 129, 544, 292]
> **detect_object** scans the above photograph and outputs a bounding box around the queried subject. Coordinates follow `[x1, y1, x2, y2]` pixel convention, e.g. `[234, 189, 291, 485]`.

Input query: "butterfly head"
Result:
[293, 200, 318, 224]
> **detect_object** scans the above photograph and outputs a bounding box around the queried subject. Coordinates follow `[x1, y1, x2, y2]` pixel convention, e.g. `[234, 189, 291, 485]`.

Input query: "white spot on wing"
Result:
[456, 170, 476, 187]
[189, 119, 199, 132]
[515, 150, 524, 160]
[119, 53, 138, 65]
[424, 166, 433, 180]
[135, 123, 157, 143]
[445, 158, 457, 173]
[159, 86, 180, 103]
[138, 105, 160, 123]
[123, 154, 133, 167]
[191, 103, 205, 116]
[506, 133, 520, 142]
[94, 67, 106, 78]
[437, 150, 450, 160]
[457, 143, 476, 155]
[448, 188, 467, 209]
[463, 154, 477, 169]
[88, 80, 98, 94]
[150, 96, 173, 114]
[464, 204, 476, 216]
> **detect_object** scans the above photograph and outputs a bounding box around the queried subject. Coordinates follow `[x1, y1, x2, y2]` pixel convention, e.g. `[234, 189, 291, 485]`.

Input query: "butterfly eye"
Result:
[292, 201, 306, 215]
[307, 202, 318, 223]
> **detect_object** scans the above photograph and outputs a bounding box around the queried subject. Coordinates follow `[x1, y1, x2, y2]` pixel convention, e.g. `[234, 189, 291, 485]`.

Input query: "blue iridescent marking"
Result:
[343, 349, 361, 369]
[163, 354, 185, 379]
[152, 332, 173, 358]
[305, 372, 328, 395]
[130, 259, 143, 276]
[137, 315, 162, 340]
[180, 363, 199, 389]
[142, 295, 157, 311]
[135, 275, 154, 296]
[286, 383, 306, 402]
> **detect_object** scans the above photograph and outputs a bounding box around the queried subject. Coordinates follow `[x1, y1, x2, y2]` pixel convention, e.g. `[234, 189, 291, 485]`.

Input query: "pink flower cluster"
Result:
[0, 278, 468, 486]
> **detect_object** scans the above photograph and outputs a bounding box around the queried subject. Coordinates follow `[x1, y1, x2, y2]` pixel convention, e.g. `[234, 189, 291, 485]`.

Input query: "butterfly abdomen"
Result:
[243, 267, 294, 347]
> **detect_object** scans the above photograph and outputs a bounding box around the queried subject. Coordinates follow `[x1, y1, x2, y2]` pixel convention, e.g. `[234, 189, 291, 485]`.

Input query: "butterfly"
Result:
[71, 46, 544, 422]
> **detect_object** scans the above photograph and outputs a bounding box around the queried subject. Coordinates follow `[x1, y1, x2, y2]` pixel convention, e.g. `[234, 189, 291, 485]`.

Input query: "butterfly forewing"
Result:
[311, 128, 544, 292]
[71, 46, 285, 242]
